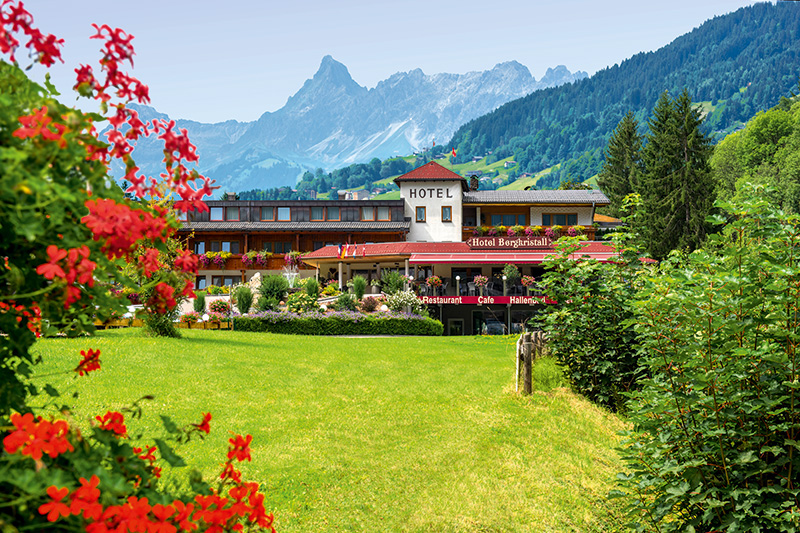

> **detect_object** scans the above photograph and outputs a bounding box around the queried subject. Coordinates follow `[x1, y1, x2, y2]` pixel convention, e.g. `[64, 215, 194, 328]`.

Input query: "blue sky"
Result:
[33, 0, 759, 123]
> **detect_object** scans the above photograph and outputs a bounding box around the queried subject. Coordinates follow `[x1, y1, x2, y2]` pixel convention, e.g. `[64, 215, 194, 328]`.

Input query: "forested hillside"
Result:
[448, 2, 800, 187]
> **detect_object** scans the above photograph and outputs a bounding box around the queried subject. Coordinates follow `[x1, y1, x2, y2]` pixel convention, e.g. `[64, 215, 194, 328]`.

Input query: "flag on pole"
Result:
[337, 244, 342, 258]
[351, 244, 357, 258]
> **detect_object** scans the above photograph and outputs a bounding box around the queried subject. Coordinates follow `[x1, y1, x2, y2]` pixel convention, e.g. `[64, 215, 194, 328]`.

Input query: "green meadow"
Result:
[32, 329, 628, 532]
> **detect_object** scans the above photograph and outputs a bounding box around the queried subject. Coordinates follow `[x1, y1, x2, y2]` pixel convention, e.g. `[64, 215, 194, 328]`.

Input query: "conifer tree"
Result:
[597, 111, 643, 217]
[639, 90, 715, 260]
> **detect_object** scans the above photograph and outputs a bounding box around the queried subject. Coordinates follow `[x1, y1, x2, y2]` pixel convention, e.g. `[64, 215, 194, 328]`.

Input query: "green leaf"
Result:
[159, 415, 180, 435]
[155, 438, 186, 467]
[43, 384, 60, 397]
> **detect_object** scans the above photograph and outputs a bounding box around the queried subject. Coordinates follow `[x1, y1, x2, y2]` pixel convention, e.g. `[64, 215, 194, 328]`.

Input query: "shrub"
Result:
[351, 275, 367, 300]
[193, 290, 206, 313]
[257, 296, 280, 312]
[206, 284, 224, 295]
[385, 290, 425, 315]
[360, 296, 382, 313]
[380, 269, 406, 295]
[285, 291, 319, 314]
[259, 274, 289, 302]
[537, 235, 642, 412]
[209, 299, 231, 315]
[619, 187, 800, 531]
[234, 311, 443, 336]
[502, 263, 521, 284]
[333, 293, 358, 312]
[234, 286, 253, 314]
[304, 278, 320, 299]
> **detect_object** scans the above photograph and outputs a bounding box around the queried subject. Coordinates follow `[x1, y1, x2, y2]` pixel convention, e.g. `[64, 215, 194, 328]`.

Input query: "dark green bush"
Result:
[380, 269, 405, 294]
[234, 286, 253, 314]
[193, 291, 206, 313]
[259, 274, 289, 302]
[256, 296, 279, 312]
[619, 187, 800, 531]
[233, 312, 443, 336]
[351, 275, 367, 300]
[333, 293, 357, 312]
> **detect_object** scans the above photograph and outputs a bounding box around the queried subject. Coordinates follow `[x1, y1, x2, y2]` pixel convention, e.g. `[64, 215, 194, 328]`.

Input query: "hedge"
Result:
[233, 310, 443, 336]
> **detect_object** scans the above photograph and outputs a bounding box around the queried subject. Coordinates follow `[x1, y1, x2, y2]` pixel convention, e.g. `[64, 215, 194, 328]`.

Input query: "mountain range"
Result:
[113, 60, 587, 191]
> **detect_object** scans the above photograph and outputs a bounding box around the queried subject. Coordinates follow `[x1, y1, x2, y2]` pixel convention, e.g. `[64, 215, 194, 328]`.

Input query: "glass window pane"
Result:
[230, 242, 240, 254]
[554, 214, 567, 225]
[210, 207, 223, 220]
[327, 206, 339, 220]
[211, 241, 221, 252]
[277, 207, 290, 220]
[503, 214, 516, 226]
[542, 214, 551, 226]
[567, 214, 577, 225]
[260, 207, 273, 220]
[491, 214, 502, 226]
[311, 206, 324, 220]
[194, 241, 205, 254]
[361, 207, 374, 220]
[377, 206, 390, 220]
[517, 214, 527, 225]
[416, 207, 426, 222]
[222, 242, 231, 252]
[442, 206, 452, 222]
[195, 277, 207, 290]
[225, 207, 239, 221]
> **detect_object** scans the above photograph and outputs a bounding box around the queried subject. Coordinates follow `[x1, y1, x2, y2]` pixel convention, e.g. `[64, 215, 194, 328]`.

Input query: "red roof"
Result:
[303, 241, 619, 263]
[393, 161, 468, 190]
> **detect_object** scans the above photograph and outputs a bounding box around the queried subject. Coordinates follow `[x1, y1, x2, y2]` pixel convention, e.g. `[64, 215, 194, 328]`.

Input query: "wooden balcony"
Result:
[197, 254, 313, 271]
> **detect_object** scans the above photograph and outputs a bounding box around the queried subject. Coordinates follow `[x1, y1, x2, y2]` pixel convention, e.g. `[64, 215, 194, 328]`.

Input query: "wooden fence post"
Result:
[523, 332, 532, 395]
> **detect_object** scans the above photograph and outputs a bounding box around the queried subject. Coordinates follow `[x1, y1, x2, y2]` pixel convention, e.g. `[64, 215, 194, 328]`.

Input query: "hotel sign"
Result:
[407, 187, 454, 199]
[466, 236, 552, 249]
[419, 295, 546, 305]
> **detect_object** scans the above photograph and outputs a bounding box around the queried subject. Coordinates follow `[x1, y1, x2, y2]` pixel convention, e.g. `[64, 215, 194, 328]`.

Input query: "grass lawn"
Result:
[32, 329, 628, 532]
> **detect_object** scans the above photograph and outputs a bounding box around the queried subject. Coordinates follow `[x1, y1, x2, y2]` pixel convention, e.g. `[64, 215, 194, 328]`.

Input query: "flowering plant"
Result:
[0, 4, 275, 532]
[426, 275, 442, 287]
[508, 225, 525, 236]
[521, 275, 536, 287]
[284, 251, 303, 268]
[242, 250, 272, 268]
[207, 311, 228, 323]
[496, 225, 507, 235]
[209, 299, 231, 314]
[472, 226, 488, 236]
[487, 227, 498, 237]
[180, 311, 201, 323]
[525, 225, 542, 237]
[473, 275, 488, 288]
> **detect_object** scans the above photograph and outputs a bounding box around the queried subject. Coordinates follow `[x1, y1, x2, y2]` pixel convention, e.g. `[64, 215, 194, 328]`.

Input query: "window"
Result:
[361, 206, 375, 221]
[221, 241, 240, 254]
[263, 242, 292, 254]
[260, 207, 274, 221]
[225, 207, 239, 221]
[210, 241, 221, 252]
[491, 214, 502, 226]
[176, 210, 188, 222]
[211, 276, 239, 287]
[194, 241, 205, 254]
[276, 207, 291, 221]
[327, 206, 340, 220]
[310, 206, 324, 220]
[377, 206, 390, 221]
[416, 206, 426, 222]
[542, 213, 578, 226]
[442, 206, 452, 223]
[195, 276, 207, 290]
[210, 207, 223, 221]
[502, 214, 516, 226]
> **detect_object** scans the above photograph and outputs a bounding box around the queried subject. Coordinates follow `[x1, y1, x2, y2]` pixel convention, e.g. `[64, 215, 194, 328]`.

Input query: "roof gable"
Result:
[394, 161, 468, 191]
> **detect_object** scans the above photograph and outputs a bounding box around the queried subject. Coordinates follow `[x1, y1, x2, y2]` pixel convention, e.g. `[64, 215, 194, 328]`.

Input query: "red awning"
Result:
[409, 251, 618, 264]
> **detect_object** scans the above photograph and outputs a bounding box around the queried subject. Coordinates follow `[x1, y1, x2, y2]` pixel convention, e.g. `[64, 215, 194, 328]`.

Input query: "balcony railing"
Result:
[196, 254, 313, 271]
[462, 225, 597, 242]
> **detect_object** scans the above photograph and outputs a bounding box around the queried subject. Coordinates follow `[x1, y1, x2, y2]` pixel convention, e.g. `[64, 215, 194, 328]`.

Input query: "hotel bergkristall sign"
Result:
[466, 236, 553, 249]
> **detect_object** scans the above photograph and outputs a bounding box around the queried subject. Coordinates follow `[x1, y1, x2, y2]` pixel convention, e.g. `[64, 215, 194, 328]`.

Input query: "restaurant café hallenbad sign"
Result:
[416, 234, 553, 305]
